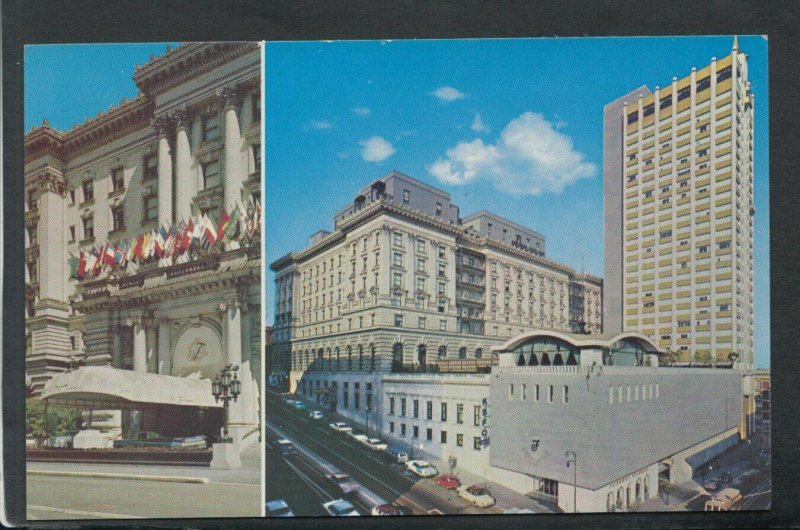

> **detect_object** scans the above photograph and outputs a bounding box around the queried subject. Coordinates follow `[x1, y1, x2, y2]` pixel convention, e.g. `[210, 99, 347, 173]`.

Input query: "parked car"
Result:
[349, 433, 369, 444]
[265, 499, 294, 517]
[327, 472, 359, 494]
[386, 446, 409, 463]
[112, 431, 207, 449]
[322, 499, 360, 516]
[457, 484, 496, 508]
[406, 460, 438, 477]
[371, 504, 405, 516]
[363, 438, 388, 451]
[703, 479, 720, 492]
[309, 410, 324, 420]
[436, 474, 461, 490]
[329, 422, 353, 433]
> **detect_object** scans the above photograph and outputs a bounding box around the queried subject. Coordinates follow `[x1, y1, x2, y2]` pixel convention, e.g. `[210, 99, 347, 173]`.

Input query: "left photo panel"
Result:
[24, 42, 263, 520]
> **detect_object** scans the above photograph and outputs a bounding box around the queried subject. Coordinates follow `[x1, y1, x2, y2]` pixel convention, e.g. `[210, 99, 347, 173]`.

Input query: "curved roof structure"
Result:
[490, 329, 662, 354]
[41, 366, 222, 408]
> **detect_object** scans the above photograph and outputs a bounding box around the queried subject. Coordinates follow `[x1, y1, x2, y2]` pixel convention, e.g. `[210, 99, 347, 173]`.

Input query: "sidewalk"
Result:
[27, 442, 262, 485]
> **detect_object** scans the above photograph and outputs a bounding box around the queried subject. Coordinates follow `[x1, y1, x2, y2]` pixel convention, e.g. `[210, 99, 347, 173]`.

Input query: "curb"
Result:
[28, 469, 209, 484]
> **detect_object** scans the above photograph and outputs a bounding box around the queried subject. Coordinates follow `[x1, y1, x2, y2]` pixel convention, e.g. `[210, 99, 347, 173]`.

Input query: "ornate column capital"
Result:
[171, 107, 192, 130]
[151, 114, 174, 137]
[38, 169, 67, 196]
[217, 85, 240, 109]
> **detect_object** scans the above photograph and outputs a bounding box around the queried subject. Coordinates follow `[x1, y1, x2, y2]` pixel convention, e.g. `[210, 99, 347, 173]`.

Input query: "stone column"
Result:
[146, 318, 157, 373]
[157, 321, 172, 375]
[221, 296, 244, 433]
[112, 324, 122, 369]
[173, 108, 194, 222]
[131, 312, 147, 373]
[37, 170, 68, 302]
[153, 116, 174, 225]
[219, 86, 242, 210]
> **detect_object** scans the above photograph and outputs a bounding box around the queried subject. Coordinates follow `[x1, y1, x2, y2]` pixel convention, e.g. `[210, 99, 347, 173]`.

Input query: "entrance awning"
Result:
[41, 366, 222, 409]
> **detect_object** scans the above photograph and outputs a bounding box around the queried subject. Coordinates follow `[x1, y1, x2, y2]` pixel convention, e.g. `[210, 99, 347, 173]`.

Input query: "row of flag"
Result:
[68, 200, 261, 281]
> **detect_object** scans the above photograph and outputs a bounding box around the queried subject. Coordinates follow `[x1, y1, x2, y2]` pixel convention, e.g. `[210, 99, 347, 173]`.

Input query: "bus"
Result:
[704, 488, 742, 511]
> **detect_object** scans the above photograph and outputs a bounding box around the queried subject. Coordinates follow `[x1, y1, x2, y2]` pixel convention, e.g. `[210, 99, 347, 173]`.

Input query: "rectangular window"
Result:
[389, 397, 395, 415]
[111, 167, 125, 191]
[82, 215, 94, 240]
[522, 384, 527, 401]
[144, 154, 158, 180]
[473, 437, 482, 450]
[441, 402, 448, 422]
[509, 383, 514, 400]
[456, 433, 463, 447]
[416, 238, 425, 253]
[416, 258, 425, 272]
[456, 403, 464, 424]
[82, 179, 94, 202]
[413, 399, 419, 418]
[426, 428, 433, 441]
[202, 114, 220, 142]
[436, 202, 442, 216]
[392, 272, 402, 288]
[400, 423, 406, 436]
[563, 386, 569, 404]
[534, 384, 540, 401]
[548, 385, 554, 403]
[111, 205, 125, 231]
[440, 430, 447, 444]
[401, 398, 406, 416]
[389, 421, 395, 433]
[412, 426, 419, 439]
[143, 194, 158, 221]
[426, 401, 433, 420]
[393, 252, 403, 267]
[402, 189, 410, 205]
[439, 319, 446, 331]
[473, 405, 481, 426]
[203, 160, 221, 189]
[252, 143, 261, 173]
[394, 314, 403, 327]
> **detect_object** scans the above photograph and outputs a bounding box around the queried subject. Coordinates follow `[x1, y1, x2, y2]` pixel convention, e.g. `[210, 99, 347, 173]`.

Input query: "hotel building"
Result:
[269, 171, 602, 422]
[603, 38, 756, 435]
[25, 42, 262, 448]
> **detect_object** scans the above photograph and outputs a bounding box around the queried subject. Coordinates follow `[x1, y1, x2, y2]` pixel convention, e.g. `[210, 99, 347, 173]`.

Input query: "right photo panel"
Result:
[264, 36, 769, 517]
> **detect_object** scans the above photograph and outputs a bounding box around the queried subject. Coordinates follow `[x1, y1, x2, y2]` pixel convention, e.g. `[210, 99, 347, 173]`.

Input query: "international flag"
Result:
[224, 204, 241, 242]
[133, 234, 144, 260]
[192, 215, 204, 248]
[104, 243, 116, 268]
[217, 208, 230, 240]
[77, 251, 87, 280]
[163, 225, 175, 257]
[91, 247, 102, 276]
[155, 225, 167, 258]
[202, 212, 217, 246]
[142, 232, 153, 260]
[115, 240, 128, 267]
[183, 219, 194, 251]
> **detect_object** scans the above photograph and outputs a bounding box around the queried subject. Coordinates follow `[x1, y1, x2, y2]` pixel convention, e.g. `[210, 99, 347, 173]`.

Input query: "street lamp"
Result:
[566, 450, 577, 513]
[365, 406, 371, 438]
[212, 364, 241, 443]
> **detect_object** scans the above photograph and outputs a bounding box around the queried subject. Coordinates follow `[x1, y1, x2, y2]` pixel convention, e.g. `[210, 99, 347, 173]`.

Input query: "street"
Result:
[264, 388, 498, 516]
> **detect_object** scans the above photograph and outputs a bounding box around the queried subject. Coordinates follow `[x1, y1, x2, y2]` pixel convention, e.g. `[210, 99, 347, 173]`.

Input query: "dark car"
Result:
[112, 431, 207, 449]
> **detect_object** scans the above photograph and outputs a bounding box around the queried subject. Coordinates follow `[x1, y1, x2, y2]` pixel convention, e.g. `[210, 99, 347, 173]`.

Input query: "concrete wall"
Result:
[489, 366, 742, 490]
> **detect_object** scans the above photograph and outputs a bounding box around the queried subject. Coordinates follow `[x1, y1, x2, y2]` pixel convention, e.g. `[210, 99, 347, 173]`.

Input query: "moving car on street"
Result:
[323, 499, 360, 516]
[327, 472, 360, 495]
[371, 504, 406, 516]
[329, 422, 353, 433]
[309, 410, 324, 420]
[265, 499, 294, 517]
[457, 484, 496, 508]
[386, 446, 409, 463]
[406, 460, 438, 477]
[363, 438, 387, 451]
[436, 474, 461, 490]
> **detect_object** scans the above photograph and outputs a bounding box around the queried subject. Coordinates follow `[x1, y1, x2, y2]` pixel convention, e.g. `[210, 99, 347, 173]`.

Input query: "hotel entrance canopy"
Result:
[41, 366, 222, 409]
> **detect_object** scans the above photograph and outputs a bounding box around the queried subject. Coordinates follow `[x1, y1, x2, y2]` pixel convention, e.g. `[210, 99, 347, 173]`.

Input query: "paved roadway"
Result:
[27, 474, 261, 520]
[265, 389, 493, 516]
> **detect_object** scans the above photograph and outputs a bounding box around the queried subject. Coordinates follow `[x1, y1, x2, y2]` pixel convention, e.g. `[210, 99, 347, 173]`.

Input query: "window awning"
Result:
[41, 366, 222, 409]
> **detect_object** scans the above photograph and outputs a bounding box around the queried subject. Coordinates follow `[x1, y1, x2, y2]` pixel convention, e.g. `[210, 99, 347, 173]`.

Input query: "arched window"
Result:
[626, 485, 631, 507]
[617, 488, 624, 508]
[358, 345, 364, 371]
[458, 347, 467, 359]
[347, 346, 352, 371]
[317, 348, 324, 369]
[635, 479, 642, 504]
[475, 348, 483, 359]
[643, 476, 650, 500]
[335, 347, 340, 371]
[370, 344, 376, 371]
[607, 492, 615, 512]
[438, 345, 447, 359]
[392, 342, 403, 371]
[418, 344, 427, 367]
[326, 348, 332, 370]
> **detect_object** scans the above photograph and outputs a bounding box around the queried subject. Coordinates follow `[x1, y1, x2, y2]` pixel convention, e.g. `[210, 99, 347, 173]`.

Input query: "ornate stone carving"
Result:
[38, 170, 67, 196]
[217, 85, 240, 109]
[151, 114, 174, 137]
[171, 107, 191, 130]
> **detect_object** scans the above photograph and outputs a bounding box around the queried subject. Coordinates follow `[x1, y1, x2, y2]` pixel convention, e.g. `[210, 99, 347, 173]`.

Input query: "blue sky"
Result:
[265, 36, 769, 368]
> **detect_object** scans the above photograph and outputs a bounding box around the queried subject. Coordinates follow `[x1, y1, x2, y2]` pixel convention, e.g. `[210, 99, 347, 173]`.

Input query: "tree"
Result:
[26, 398, 82, 447]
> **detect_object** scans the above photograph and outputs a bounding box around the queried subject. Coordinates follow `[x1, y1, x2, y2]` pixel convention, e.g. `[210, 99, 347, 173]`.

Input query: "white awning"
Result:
[41, 366, 222, 408]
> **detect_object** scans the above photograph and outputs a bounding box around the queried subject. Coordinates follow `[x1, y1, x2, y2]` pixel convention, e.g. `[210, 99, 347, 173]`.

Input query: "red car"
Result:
[436, 474, 461, 490]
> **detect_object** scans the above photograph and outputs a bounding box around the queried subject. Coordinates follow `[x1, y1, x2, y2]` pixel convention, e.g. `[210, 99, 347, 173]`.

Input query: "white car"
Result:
[363, 438, 388, 451]
[349, 433, 369, 444]
[309, 410, 324, 420]
[406, 459, 438, 477]
[265, 499, 294, 517]
[322, 499, 360, 516]
[329, 422, 352, 432]
[457, 484, 496, 508]
[327, 472, 359, 494]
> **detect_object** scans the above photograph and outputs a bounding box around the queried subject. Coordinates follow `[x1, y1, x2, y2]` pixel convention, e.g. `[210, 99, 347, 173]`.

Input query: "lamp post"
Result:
[566, 450, 577, 513]
[212, 364, 241, 443]
[365, 406, 371, 438]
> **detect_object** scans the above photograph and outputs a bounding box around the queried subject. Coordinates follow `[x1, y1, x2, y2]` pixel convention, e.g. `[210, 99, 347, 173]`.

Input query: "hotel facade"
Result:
[25, 42, 262, 448]
[603, 39, 756, 435]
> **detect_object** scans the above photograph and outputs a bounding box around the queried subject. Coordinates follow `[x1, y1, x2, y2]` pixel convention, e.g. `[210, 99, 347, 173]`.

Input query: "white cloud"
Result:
[431, 86, 466, 102]
[309, 120, 333, 130]
[470, 113, 489, 132]
[359, 136, 396, 163]
[427, 111, 595, 196]
[352, 107, 371, 115]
